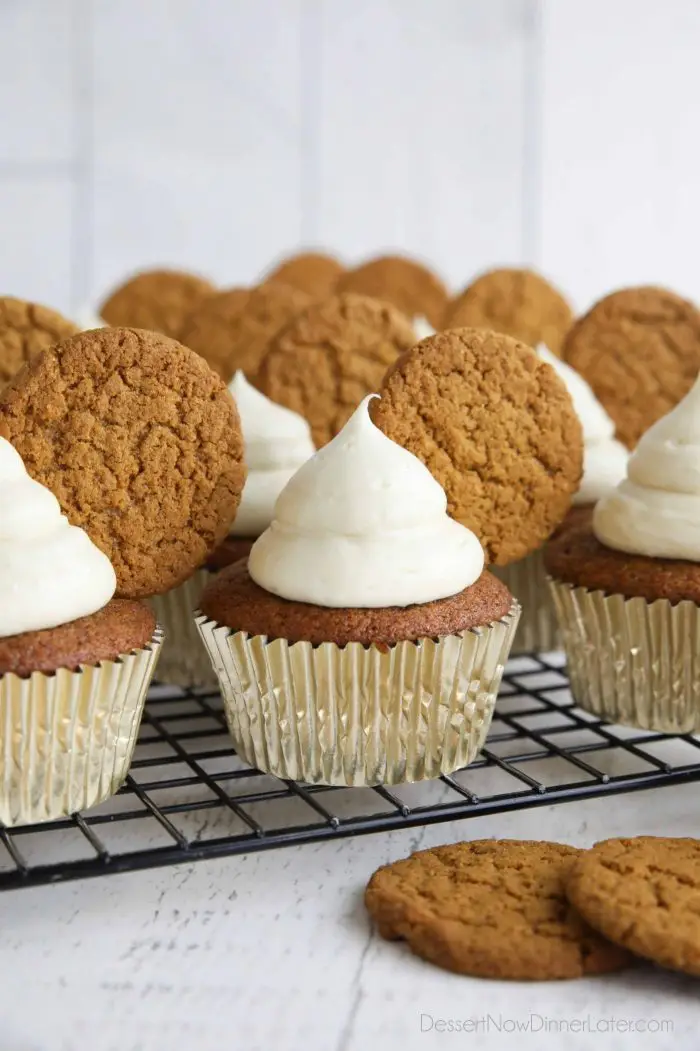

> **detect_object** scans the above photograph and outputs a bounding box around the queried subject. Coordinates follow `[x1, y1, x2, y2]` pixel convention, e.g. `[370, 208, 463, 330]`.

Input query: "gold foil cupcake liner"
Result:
[149, 571, 217, 689]
[0, 628, 164, 827]
[195, 602, 520, 786]
[549, 578, 700, 732]
[493, 548, 560, 654]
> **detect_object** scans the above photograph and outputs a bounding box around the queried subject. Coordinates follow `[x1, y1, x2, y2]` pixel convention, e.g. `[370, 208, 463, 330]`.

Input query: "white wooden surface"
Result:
[1, 786, 698, 1051]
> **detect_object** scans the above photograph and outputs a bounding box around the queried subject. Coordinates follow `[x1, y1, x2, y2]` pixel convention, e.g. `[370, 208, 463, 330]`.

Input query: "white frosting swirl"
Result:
[413, 316, 435, 340]
[248, 396, 484, 608]
[0, 439, 116, 638]
[75, 306, 107, 330]
[228, 371, 315, 537]
[538, 344, 628, 505]
[594, 375, 700, 560]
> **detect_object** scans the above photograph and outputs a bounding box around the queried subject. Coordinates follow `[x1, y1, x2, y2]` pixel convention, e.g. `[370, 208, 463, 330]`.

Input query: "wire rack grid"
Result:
[2, 651, 700, 891]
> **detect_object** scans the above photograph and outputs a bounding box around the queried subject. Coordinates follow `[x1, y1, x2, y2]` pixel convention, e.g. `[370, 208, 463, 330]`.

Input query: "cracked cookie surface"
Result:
[0, 327, 246, 598]
[336, 255, 448, 328]
[0, 297, 78, 388]
[256, 292, 416, 447]
[562, 285, 700, 448]
[372, 328, 582, 565]
[566, 836, 700, 976]
[180, 282, 311, 380]
[100, 268, 216, 339]
[443, 267, 573, 354]
[365, 840, 632, 980]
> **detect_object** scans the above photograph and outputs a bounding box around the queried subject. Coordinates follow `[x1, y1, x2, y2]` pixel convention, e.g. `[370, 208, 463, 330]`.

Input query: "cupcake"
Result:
[493, 345, 629, 653]
[196, 397, 519, 786]
[546, 376, 700, 731]
[151, 371, 316, 687]
[0, 327, 246, 822]
[0, 438, 162, 826]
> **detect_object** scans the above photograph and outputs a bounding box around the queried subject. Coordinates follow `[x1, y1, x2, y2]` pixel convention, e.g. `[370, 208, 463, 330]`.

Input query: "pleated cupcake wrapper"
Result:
[548, 578, 700, 732]
[0, 628, 164, 827]
[194, 602, 520, 786]
[492, 548, 560, 655]
[149, 571, 217, 689]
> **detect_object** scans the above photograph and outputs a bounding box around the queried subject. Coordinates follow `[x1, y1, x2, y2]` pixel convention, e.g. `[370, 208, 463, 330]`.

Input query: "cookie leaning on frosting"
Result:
[151, 371, 316, 688]
[197, 394, 519, 786]
[546, 375, 700, 732]
[0, 326, 246, 825]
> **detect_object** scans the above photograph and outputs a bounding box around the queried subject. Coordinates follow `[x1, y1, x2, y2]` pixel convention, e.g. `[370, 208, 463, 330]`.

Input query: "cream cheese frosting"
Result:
[593, 374, 700, 561]
[413, 316, 435, 340]
[0, 438, 116, 638]
[538, 344, 628, 505]
[228, 371, 315, 537]
[248, 395, 485, 608]
[75, 306, 107, 330]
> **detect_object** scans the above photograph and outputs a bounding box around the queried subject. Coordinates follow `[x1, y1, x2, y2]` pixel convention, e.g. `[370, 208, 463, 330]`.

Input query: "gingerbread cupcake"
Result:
[151, 371, 315, 688]
[196, 396, 520, 785]
[492, 345, 629, 653]
[0, 327, 245, 823]
[546, 376, 700, 731]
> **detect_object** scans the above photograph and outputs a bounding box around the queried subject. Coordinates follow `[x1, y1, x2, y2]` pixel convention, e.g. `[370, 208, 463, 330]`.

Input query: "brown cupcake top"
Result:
[336, 254, 448, 328]
[100, 268, 216, 339]
[199, 561, 513, 646]
[562, 285, 700, 449]
[179, 283, 312, 380]
[0, 599, 156, 677]
[443, 267, 573, 355]
[545, 521, 700, 605]
[256, 292, 416, 447]
[0, 297, 78, 388]
[264, 251, 344, 297]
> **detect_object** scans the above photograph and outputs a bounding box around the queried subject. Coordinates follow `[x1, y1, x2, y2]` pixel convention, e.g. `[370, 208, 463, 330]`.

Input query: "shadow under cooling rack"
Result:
[3, 652, 700, 891]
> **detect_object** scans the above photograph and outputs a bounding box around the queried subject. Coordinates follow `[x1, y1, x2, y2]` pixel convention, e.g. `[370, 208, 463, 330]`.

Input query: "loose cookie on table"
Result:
[263, 251, 344, 297]
[336, 254, 448, 329]
[371, 328, 582, 565]
[443, 267, 573, 355]
[566, 836, 700, 976]
[0, 327, 246, 598]
[562, 285, 700, 448]
[100, 268, 216, 339]
[180, 282, 312, 380]
[256, 292, 416, 447]
[365, 840, 632, 981]
[0, 296, 78, 388]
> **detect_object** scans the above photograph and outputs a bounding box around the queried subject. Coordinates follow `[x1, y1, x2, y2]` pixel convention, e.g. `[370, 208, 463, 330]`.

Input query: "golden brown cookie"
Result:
[0, 328, 246, 598]
[100, 268, 216, 339]
[566, 836, 700, 976]
[336, 254, 448, 328]
[0, 297, 78, 388]
[365, 840, 632, 980]
[562, 286, 700, 448]
[180, 283, 312, 380]
[256, 293, 416, 447]
[372, 328, 583, 565]
[264, 251, 343, 297]
[443, 268, 573, 354]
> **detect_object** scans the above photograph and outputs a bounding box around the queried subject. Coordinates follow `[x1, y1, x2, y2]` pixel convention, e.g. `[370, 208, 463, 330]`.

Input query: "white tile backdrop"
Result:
[1, 0, 699, 319]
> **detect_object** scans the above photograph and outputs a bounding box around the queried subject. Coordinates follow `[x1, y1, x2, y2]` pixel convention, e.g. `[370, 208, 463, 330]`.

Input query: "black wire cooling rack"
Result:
[3, 651, 700, 891]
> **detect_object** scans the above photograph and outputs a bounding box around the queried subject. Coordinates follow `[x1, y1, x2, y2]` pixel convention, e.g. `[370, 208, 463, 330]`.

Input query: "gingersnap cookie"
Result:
[180, 283, 312, 380]
[443, 268, 573, 354]
[365, 840, 632, 980]
[256, 293, 416, 447]
[562, 286, 700, 448]
[566, 837, 700, 976]
[264, 251, 344, 297]
[0, 328, 246, 598]
[99, 268, 216, 339]
[371, 328, 583, 565]
[0, 297, 78, 388]
[336, 254, 448, 328]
